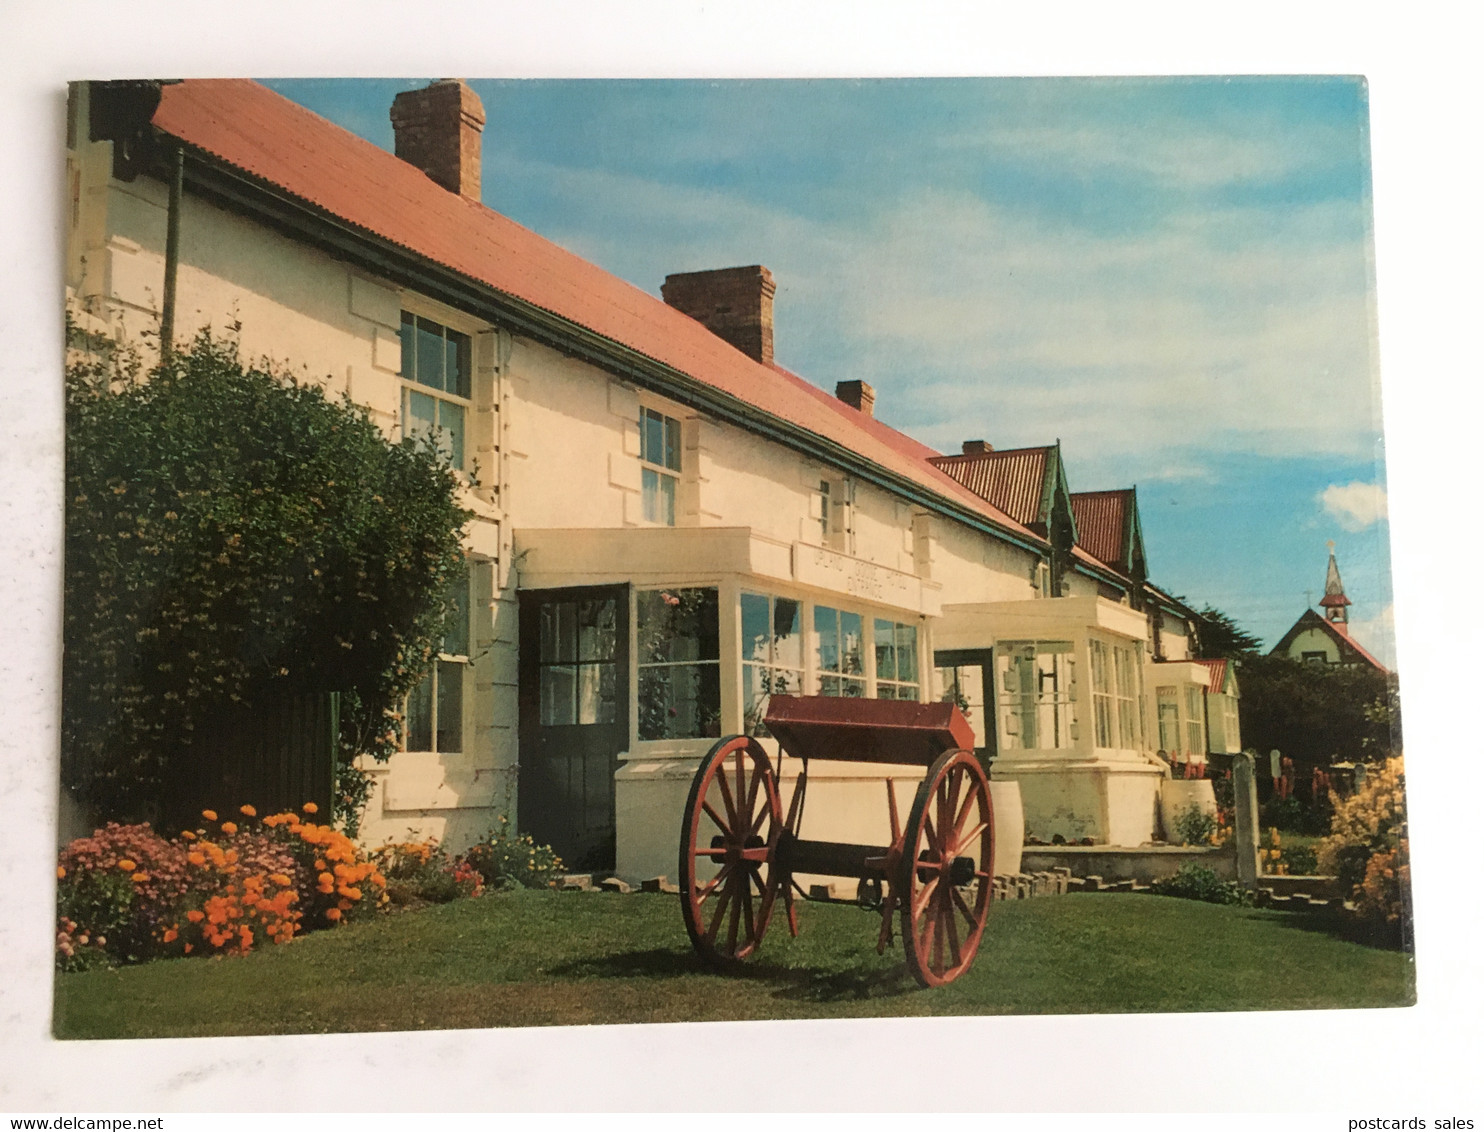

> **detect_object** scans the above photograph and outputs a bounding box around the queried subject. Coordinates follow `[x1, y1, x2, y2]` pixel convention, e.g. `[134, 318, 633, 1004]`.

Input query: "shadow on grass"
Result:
[1239, 904, 1413, 953]
[546, 945, 920, 1002]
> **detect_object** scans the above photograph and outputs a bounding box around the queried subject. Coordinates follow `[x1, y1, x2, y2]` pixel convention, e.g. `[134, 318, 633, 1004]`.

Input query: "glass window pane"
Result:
[815, 606, 839, 673]
[840, 612, 864, 675]
[436, 660, 463, 753]
[664, 415, 681, 471]
[416, 318, 445, 391]
[642, 467, 660, 523]
[773, 598, 802, 670]
[598, 663, 617, 724]
[406, 671, 433, 751]
[446, 330, 471, 398]
[399, 311, 415, 378]
[439, 401, 465, 469]
[642, 408, 663, 465]
[874, 618, 896, 682]
[895, 622, 918, 684]
[658, 472, 676, 525]
[741, 593, 771, 664]
[638, 663, 721, 741]
[578, 598, 616, 661]
[406, 389, 437, 443]
[578, 663, 603, 725]
[556, 601, 577, 664]
[541, 665, 577, 727]
[441, 568, 469, 657]
[636, 588, 719, 664]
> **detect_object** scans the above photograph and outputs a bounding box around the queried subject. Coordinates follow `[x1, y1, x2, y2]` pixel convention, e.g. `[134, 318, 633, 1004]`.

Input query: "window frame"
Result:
[638, 405, 682, 526]
[399, 310, 474, 472]
[402, 566, 473, 757]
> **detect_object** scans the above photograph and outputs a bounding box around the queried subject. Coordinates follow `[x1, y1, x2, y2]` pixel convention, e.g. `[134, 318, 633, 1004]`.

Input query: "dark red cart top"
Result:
[762, 694, 976, 767]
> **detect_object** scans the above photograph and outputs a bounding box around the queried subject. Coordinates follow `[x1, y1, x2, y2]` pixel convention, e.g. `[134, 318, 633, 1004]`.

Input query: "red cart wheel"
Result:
[898, 748, 994, 988]
[679, 735, 784, 966]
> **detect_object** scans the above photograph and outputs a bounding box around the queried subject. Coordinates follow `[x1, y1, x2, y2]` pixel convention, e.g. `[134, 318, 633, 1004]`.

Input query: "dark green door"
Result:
[517, 585, 629, 871]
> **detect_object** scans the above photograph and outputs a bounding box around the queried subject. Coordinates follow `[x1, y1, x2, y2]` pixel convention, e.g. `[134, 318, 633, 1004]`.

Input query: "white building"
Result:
[65, 78, 1232, 878]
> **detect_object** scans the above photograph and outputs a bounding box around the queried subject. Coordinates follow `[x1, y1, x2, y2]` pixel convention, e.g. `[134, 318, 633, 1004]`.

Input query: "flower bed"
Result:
[56, 803, 387, 969]
[56, 808, 565, 969]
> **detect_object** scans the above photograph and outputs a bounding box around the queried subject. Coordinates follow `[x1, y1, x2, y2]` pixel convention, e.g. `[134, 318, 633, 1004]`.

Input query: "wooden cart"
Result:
[678, 694, 995, 987]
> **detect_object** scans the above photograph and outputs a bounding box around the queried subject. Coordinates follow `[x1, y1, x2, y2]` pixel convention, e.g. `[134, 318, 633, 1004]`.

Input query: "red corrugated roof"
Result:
[926, 447, 1050, 527]
[1070, 489, 1131, 571]
[150, 80, 1036, 542]
[1193, 658, 1228, 692]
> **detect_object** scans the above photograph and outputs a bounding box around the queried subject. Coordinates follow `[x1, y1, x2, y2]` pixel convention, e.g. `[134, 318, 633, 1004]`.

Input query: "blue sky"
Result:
[265, 76, 1394, 662]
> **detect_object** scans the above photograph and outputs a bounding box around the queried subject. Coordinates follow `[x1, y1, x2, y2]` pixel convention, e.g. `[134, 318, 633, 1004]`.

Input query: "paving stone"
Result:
[640, 876, 667, 894]
[559, 873, 594, 891]
[599, 877, 634, 894]
[1083, 875, 1104, 892]
[1110, 879, 1135, 893]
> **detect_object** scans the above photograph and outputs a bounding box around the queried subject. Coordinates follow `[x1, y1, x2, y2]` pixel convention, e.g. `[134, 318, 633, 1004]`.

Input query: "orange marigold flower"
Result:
[202, 810, 217, 821]
[131, 872, 149, 883]
[186, 909, 204, 923]
[318, 872, 334, 886]
[269, 873, 291, 886]
[240, 804, 257, 817]
[221, 821, 239, 835]
[57, 866, 65, 879]
[345, 887, 362, 901]
[324, 907, 342, 921]
[117, 858, 137, 871]
[183, 943, 193, 954]
[181, 830, 196, 840]
[224, 848, 239, 864]
[163, 928, 178, 943]
[188, 851, 206, 866]
[302, 802, 318, 814]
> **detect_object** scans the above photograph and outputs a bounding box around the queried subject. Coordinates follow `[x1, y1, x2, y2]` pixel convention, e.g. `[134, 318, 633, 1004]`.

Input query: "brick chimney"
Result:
[390, 79, 486, 200]
[835, 380, 875, 417]
[962, 439, 994, 455]
[661, 265, 776, 366]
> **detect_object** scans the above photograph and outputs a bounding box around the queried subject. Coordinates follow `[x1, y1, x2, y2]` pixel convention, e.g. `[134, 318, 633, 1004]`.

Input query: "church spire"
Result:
[1317, 540, 1351, 632]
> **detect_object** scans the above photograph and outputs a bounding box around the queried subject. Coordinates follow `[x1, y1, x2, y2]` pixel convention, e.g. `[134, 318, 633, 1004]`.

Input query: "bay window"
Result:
[740, 593, 804, 734]
[873, 618, 920, 700]
[996, 641, 1077, 751]
[814, 604, 866, 698]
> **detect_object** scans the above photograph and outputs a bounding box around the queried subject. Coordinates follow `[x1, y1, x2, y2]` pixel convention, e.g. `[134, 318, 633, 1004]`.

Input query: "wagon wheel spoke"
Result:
[736, 750, 751, 825]
[743, 758, 763, 826]
[705, 869, 736, 943]
[930, 894, 946, 971]
[940, 887, 962, 969]
[701, 799, 731, 838]
[956, 821, 988, 851]
[725, 873, 742, 953]
[912, 872, 940, 917]
[748, 800, 772, 838]
[953, 779, 979, 841]
[940, 769, 963, 850]
[714, 765, 738, 827]
[693, 847, 726, 857]
[740, 875, 756, 943]
[952, 883, 976, 928]
[695, 861, 733, 906]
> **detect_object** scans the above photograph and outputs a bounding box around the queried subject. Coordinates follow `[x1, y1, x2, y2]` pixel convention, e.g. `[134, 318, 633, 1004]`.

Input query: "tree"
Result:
[64, 325, 470, 825]
[1194, 604, 1263, 659]
[1235, 652, 1396, 770]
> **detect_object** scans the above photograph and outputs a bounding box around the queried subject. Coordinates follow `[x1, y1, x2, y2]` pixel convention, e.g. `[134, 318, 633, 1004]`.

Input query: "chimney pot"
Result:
[661, 265, 776, 366]
[962, 440, 993, 455]
[835, 380, 876, 417]
[390, 79, 485, 199]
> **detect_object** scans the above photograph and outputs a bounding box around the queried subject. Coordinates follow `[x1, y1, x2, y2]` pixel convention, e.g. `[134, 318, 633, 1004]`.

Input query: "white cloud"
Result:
[500, 150, 1381, 482]
[1321, 481, 1389, 531]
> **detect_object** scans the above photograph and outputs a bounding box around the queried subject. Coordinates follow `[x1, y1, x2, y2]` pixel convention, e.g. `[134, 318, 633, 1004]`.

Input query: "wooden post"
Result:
[1232, 750, 1262, 887]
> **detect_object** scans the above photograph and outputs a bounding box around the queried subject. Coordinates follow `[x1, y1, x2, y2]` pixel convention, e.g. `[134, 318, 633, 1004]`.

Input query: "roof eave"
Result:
[165, 142, 1053, 557]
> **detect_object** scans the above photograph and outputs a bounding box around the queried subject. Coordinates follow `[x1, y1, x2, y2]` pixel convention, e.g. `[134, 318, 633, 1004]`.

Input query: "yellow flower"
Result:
[202, 810, 218, 822]
[117, 858, 137, 871]
[240, 804, 257, 817]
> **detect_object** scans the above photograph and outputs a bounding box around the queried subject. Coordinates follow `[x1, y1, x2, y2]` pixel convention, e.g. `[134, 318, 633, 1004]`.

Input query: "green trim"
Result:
[165, 144, 1056, 558]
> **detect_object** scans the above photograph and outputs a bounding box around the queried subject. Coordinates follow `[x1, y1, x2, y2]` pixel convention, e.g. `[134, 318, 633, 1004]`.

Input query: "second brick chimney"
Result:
[835, 380, 876, 417]
[961, 439, 994, 455]
[390, 79, 486, 200]
[661, 265, 776, 366]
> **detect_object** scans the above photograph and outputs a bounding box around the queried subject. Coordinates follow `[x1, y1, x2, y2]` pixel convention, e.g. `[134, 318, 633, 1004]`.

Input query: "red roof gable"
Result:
[926, 447, 1050, 528]
[1070, 489, 1131, 571]
[1193, 658, 1229, 693]
[149, 80, 1037, 543]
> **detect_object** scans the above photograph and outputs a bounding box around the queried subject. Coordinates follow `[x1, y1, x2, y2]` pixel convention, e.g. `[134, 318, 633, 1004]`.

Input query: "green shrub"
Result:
[372, 839, 483, 905]
[1149, 864, 1252, 906]
[1171, 804, 1217, 846]
[462, 818, 563, 890]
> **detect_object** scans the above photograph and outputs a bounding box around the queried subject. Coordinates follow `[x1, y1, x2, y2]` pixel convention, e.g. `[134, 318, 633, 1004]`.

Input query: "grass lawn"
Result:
[53, 890, 1414, 1039]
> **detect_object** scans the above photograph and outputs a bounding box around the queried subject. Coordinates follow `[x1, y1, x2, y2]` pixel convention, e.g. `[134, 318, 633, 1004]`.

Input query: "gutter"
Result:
[148, 141, 1056, 560]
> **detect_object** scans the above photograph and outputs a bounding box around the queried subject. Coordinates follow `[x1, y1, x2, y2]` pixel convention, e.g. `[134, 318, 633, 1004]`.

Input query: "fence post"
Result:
[1232, 749, 1262, 887]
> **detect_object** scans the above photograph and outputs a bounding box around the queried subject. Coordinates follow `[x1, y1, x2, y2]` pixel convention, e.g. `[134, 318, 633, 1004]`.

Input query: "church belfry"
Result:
[1318, 540, 1351, 633]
